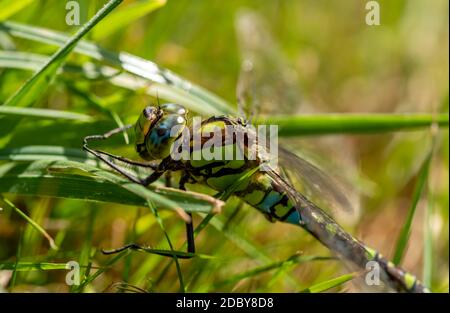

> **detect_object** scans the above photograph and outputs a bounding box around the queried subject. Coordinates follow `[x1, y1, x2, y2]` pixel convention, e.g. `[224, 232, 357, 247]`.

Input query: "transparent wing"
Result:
[235, 9, 303, 118]
[235, 9, 359, 217]
[277, 146, 354, 214]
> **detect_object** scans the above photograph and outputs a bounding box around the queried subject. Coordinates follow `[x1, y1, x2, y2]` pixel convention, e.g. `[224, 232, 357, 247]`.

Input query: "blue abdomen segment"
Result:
[285, 210, 301, 224]
[259, 191, 283, 213]
[235, 171, 303, 225]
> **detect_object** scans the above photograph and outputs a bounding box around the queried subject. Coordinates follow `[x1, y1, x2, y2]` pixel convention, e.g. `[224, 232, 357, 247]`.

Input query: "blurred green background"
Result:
[0, 0, 448, 292]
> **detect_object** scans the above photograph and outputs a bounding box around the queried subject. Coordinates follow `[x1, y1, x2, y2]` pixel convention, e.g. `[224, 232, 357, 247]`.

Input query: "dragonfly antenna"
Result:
[156, 89, 161, 108]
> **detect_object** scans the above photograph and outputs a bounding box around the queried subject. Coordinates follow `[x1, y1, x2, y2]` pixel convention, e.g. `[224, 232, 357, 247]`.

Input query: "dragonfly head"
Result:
[134, 103, 188, 160]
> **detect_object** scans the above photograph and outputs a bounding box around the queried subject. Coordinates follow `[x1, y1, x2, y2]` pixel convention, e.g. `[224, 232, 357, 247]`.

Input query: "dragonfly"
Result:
[83, 101, 428, 293]
[82, 10, 429, 293]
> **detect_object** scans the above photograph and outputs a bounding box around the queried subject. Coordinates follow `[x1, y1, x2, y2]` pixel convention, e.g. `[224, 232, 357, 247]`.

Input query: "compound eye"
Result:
[157, 128, 167, 136]
[160, 103, 187, 115]
[143, 106, 157, 120]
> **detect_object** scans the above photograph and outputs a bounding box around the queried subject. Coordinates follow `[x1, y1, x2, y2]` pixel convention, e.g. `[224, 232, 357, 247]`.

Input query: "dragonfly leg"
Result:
[164, 171, 172, 187]
[83, 126, 159, 170]
[179, 171, 196, 254]
[86, 128, 195, 258]
[161, 170, 195, 254]
[138, 157, 175, 186]
[102, 243, 141, 255]
[111, 169, 195, 257]
[85, 137, 177, 186]
[184, 215, 195, 254]
[101, 243, 193, 259]
[83, 127, 161, 185]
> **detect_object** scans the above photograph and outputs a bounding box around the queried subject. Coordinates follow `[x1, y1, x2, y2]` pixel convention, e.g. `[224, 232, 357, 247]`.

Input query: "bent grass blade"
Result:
[3, 0, 123, 109]
[0, 195, 58, 250]
[299, 272, 358, 293]
[0, 106, 92, 121]
[0, 148, 223, 215]
[0, 21, 234, 116]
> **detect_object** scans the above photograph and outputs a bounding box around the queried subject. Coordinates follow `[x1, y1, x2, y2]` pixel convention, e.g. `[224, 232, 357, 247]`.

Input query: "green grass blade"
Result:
[121, 210, 139, 282]
[0, 106, 92, 121]
[0, 0, 35, 20]
[0, 21, 234, 115]
[64, 83, 129, 143]
[129, 247, 213, 260]
[0, 145, 94, 162]
[0, 159, 223, 214]
[0, 31, 15, 49]
[0, 262, 69, 271]
[146, 213, 216, 289]
[422, 130, 441, 289]
[206, 215, 303, 289]
[3, 0, 123, 109]
[146, 200, 186, 292]
[92, 0, 166, 40]
[423, 190, 434, 288]
[10, 230, 22, 287]
[76, 250, 130, 291]
[0, 195, 58, 250]
[214, 254, 333, 287]
[206, 216, 271, 263]
[393, 138, 436, 265]
[75, 206, 96, 293]
[9, 52, 443, 138]
[0, 146, 224, 214]
[74, 161, 223, 215]
[0, 262, 101, 272]
[300, 272, 357, 293]
[0, 50, 229, 116]
[256, 114, 449, 136]
[0, 50, 81, 72]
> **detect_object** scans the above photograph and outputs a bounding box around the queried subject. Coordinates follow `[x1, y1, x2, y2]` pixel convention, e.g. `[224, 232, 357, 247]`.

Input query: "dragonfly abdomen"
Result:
[186, 158, 301, 224]
[234, 172, 301, 223]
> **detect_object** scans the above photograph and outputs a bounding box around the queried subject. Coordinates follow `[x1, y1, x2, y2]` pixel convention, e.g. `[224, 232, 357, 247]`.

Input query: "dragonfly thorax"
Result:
[134, 103, 188, 160]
